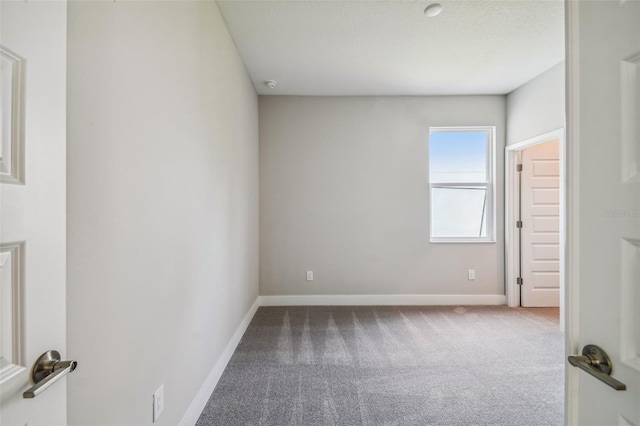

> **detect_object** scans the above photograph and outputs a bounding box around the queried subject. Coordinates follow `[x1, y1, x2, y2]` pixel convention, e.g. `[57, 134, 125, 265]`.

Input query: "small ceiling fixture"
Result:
[424, 3, 443, 17]
[265, 80, 277, 89]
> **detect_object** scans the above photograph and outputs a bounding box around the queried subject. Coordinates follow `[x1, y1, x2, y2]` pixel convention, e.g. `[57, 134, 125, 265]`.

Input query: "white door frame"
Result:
[505, 128, 566, 312]
[564, 1, 580, 424]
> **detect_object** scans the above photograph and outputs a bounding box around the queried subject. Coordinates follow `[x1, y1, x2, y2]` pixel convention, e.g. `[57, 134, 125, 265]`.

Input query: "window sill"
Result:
[430, 239, 496, 244]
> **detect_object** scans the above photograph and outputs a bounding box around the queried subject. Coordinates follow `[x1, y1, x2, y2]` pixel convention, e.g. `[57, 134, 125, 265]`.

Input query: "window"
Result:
[429, 127, 495, 242]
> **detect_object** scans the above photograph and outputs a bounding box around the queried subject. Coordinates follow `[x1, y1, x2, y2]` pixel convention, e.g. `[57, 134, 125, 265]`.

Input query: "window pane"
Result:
[431, 187, 487, 238]
[430, 131, 487, 183]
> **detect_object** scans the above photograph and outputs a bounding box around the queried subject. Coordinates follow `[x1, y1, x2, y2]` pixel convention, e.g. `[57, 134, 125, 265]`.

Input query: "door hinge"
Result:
[516, 220, 523, 228]
[516, 277, 523, 285]
[516, 164, 523, 172]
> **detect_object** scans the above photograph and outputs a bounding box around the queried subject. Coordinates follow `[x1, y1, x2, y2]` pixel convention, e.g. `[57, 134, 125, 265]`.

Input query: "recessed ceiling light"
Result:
[424, 3, 443, 17]
[265, 80, 277, 89]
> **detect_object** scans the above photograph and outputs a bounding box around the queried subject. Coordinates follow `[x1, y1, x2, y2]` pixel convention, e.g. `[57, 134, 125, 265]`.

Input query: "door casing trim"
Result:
[504, 129, 565, 312]
[565, 0, 580, 424]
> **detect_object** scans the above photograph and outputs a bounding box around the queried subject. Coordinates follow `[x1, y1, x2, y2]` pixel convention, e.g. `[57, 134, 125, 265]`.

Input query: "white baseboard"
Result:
[179, 296, 260, 426]
[259, 294, 506, 306]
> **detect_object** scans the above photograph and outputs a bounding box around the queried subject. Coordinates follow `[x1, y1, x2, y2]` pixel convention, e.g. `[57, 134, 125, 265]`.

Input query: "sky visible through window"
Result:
[430, 131, 487, 183]
[430, 130, 489, 238]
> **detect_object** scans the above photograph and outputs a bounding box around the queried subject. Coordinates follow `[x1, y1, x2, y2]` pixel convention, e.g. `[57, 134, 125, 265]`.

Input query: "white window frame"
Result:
[429, 126, 496, 243]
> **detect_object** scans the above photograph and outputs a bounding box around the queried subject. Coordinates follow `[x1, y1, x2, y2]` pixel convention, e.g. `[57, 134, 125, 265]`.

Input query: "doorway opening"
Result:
[505, 129, 566, 327]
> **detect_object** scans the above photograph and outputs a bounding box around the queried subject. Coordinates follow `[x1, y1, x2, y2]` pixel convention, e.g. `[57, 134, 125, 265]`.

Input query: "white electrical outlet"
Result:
[468, 269, 476, 280]
[306, 271, 313, 281]
[153, 385, 164, 422]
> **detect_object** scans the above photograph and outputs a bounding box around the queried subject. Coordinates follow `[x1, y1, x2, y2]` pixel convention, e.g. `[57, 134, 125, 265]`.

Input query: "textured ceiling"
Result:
[217, 0, 564, 96]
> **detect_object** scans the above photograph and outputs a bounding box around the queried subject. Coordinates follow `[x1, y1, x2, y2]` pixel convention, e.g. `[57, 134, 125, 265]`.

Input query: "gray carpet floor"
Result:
[196, 306, 563, 426]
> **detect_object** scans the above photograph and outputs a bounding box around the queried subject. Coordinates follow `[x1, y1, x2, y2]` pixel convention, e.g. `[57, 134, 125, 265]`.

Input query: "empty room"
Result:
[0, 0, 638, 425]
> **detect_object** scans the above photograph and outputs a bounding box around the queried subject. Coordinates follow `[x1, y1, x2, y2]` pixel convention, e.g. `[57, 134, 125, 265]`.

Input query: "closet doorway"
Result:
[505, 130, 565, 321]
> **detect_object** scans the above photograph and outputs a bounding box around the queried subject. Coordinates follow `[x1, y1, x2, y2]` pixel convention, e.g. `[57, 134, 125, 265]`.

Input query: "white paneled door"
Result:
[0, 1, 68, 425]
[521, 140, 560, 307]
[569, 0, 640, 424]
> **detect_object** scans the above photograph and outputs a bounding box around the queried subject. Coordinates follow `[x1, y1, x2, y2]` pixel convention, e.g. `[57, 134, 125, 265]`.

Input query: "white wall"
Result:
[259, 96, 505, 297]
[507, 62, 565, 145]
[66, 2, 258, 425]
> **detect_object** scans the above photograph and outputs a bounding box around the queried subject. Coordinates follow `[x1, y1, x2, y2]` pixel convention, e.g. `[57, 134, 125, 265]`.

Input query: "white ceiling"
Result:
[217, 0, 564, 96]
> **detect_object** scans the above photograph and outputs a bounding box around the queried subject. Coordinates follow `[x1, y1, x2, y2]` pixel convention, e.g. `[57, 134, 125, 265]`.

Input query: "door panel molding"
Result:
[621, 52, 640, 183]
[0, 45, 26, 185]
[620, 238, 640, 371]
[0, 241, 25, 384]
